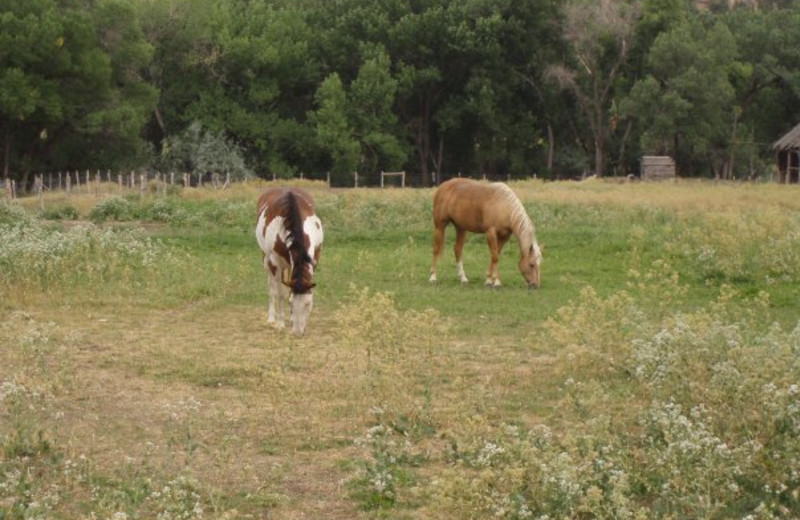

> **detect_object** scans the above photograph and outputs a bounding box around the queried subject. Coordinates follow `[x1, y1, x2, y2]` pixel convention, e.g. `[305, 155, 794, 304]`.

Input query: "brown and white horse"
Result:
[256, 188, 323, 334]
[429, 178, 542, 288]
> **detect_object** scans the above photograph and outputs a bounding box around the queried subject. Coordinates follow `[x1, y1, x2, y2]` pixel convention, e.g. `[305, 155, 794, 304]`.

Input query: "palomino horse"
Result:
[256, 188, 323, 334]
[429, 178, 542, 288]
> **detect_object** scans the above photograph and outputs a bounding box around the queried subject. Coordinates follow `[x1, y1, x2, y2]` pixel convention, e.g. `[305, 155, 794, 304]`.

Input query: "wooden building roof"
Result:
[773, 121, 800, 151]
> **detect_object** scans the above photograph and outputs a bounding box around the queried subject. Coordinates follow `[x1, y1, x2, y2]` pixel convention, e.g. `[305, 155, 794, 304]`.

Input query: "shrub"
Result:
[0, 200, 30, 226]
[40, 204, 79, 220]
[89, 196, 134, 223]
[429, 275, 800, 519]
[0, 220, 176, 289]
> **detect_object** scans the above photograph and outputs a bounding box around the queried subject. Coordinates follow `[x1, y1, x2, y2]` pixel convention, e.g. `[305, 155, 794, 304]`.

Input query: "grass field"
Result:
[2, 179, 800, 519]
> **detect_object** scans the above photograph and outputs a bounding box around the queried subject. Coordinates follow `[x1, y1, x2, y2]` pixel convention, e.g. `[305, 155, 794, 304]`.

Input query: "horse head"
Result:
[519, 242, 542, 289]
[283, 250, 317, 334]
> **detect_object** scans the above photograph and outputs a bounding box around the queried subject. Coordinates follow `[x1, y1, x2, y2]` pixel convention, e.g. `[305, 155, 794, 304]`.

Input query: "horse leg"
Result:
[484, 229, 502, 287]
[268, 267, 287, 329]
[429, 222, 446, 283]
[265, 259, 282, 328]
[489, 232, 511, 287]
[454, 227, 469, 283]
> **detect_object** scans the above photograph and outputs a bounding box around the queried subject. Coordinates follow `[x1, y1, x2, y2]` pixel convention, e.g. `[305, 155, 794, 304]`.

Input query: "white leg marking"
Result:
[456, 261, 469, 284]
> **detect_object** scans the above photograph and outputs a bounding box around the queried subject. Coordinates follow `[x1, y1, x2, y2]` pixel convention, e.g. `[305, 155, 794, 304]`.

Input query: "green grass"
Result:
[2, 180, 800, 519]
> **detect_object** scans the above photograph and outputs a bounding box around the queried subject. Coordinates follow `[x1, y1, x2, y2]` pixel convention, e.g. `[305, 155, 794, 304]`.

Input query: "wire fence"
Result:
[3, 170, 236, 200]
[2, 168, 544, 202]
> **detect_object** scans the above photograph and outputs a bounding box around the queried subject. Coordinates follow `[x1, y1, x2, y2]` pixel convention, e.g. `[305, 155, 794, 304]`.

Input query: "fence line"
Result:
[1, 169, 542, 201]
[2, 170, 241, 200]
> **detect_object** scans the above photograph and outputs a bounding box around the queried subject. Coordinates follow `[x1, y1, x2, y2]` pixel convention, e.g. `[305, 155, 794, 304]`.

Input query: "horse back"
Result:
[433, 178, 506, 232]
[257, 187, 316, 222]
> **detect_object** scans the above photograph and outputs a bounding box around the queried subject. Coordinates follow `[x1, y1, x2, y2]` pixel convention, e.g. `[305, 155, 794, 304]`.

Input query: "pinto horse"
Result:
[256, 188, 323, 334]
[429, 178, 542, 288]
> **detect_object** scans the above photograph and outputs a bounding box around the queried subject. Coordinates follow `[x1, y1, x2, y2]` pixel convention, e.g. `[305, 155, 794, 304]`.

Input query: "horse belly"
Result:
[449, 200, 486, 232]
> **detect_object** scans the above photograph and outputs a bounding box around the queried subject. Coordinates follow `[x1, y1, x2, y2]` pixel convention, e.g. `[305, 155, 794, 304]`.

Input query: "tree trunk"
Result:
[595, 139, 604, 177]
[415, 95, 432, 186]
[3, 127, 9, 180]
[432, 136, 444, 185]
[546, 122, 554, 172]
[617, 119, 633, 176]
[728, 110, 739, 180]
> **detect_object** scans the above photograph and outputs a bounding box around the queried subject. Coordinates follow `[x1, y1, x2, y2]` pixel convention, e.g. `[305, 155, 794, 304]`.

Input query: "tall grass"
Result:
[0, 217, 179, 294]
[2, 181, 800, 519]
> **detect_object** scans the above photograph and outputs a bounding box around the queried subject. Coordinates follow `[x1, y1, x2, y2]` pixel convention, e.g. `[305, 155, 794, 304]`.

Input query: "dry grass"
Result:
[3, 178, 800, 518]
[2, 290, 552, 518]
[510, 177, 800, 214]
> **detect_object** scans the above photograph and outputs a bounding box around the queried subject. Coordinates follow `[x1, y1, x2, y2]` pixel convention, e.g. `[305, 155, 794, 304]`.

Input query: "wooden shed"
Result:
[640, 156, 676, 181]
[773, 122, 800, 184]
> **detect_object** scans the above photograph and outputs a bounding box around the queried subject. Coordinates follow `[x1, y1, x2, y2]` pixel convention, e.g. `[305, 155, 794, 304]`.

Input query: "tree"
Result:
[162, 121, 252, 180]
[134, 0, 220, 146]
[0, 0, 157, 179]
[623, 16, 740, 177]
[310, 73, 359, 185]
[723, 5, 800, 179]
[547, 0, 640, 177]
[349, 45, 406, 178]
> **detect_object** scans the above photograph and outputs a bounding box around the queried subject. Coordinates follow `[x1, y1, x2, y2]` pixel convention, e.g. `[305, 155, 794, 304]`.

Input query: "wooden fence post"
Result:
[380, 170, 406, 188]
[36, 175, 44, 211]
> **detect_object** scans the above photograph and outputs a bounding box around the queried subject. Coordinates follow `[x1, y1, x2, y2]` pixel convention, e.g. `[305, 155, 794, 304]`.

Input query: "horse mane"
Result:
[284, 191, 314, 294]
[493, 183, 537, 251]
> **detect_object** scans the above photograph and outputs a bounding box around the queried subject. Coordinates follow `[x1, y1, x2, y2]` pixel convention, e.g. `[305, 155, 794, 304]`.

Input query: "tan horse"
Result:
[429, 178, 542, 288]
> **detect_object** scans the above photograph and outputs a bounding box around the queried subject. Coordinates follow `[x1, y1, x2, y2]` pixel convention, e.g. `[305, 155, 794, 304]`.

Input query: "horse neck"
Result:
[283, 192, 314, 293]
[499, 186, 536, 254]
[290, 249, 313, 293]
[513, 217, 536, 256]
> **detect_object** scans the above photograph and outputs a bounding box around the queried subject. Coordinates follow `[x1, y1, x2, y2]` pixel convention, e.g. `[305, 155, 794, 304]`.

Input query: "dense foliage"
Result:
[2, 0, 800, 184]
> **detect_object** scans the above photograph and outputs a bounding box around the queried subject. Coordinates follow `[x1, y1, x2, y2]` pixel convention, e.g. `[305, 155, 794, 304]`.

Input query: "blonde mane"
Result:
[492, 182, 536, 251]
